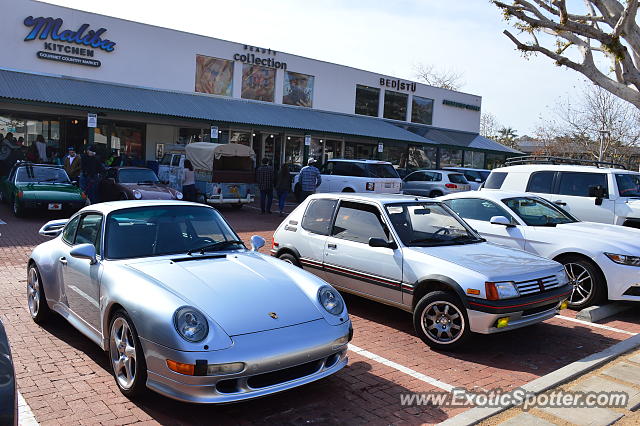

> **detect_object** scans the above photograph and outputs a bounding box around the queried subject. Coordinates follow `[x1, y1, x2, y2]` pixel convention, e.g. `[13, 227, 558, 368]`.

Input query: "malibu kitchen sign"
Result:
[23, 16, 116, 68]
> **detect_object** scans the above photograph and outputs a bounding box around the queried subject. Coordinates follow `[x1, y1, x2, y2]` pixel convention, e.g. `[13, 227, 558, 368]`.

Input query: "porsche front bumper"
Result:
[141, 318, 352, 403]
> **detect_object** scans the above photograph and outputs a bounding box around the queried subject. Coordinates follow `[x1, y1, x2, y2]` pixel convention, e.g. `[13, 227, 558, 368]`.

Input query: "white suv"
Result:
[294, 159, 401, 195]
[484, 157, 640, 227]
[271, 193, 570, 350]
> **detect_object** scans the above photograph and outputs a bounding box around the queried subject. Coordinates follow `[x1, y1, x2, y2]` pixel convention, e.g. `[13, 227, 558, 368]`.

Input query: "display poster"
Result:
[241, 65, 275, 102]
[195, 55, 234, 97]
[283, 71, 314, 107]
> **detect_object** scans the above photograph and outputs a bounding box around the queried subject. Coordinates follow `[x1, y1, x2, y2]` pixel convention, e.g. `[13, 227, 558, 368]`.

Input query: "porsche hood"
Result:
[126, 252, 323, 336]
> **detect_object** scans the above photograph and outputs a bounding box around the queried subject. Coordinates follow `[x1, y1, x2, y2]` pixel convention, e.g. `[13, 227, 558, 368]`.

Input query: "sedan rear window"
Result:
[367, 164, 399, 178]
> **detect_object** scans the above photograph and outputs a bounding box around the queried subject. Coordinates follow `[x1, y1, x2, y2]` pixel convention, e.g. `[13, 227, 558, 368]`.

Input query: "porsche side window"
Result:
[332, 202, 388, 244]
[61, 216, 81, 245]
[301, 199, 338, 235]
[75, 214, 104, 255]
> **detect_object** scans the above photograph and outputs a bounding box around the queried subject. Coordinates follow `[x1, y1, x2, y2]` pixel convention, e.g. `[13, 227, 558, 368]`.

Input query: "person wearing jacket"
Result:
[275, 163, 292, 217]
[64, 147, 82, 181]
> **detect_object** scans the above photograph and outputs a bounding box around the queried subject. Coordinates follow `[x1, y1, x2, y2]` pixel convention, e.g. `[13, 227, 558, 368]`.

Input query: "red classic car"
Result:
[99, 167, 183, 201]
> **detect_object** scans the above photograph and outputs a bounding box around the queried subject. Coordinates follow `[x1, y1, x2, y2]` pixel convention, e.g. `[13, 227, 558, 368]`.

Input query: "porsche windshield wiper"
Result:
[187, 240, 244, 255]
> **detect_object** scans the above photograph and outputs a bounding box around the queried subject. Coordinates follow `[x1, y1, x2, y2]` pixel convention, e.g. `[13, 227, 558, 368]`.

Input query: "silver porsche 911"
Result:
[28, 200, 352, 403]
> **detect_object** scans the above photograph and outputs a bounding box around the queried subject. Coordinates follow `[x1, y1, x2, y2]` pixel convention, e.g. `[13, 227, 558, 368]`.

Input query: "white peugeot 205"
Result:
[440, 190, 640, 309]
[272, 193, 571, 350]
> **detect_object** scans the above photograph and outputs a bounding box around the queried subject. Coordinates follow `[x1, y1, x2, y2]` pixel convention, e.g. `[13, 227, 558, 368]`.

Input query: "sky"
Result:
[41, 0, 598, 136]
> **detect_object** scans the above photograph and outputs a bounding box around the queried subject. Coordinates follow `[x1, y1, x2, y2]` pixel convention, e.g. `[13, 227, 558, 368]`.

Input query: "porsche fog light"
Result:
[133, 190, 142, 199]
[174, 306, 209, 342]
[318, 286, 344, 315]
[206, 362, 245, 376]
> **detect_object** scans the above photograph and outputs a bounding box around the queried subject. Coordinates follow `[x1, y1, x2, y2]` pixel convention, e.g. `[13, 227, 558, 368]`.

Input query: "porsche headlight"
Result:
[318, 286, 344, 315]
[175, 191, 183, 200]
[173, 306, 209, 342]
[133, 190, 142, 199]
[605, 253, 640, 266]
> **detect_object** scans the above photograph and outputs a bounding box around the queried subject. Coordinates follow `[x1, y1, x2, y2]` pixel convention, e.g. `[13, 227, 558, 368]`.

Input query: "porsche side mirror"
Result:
[250, 235, 265, 251]
[369, 237, 397, 249]
[490, 215, 515, 227]
[38, 219, 68, 237]
[70, 243, 97, 264]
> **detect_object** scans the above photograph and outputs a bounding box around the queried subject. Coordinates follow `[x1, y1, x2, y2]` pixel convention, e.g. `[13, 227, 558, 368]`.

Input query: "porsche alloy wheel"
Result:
[109, 311, 147, 397]
[27, 265, 50, 323]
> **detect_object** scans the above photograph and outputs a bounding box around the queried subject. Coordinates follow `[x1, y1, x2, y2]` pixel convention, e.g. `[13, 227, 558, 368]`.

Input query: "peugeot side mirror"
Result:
[70, 243, 97, 264]
[250, 235, 266, 251]
[369, 237, 397, 249]
[490, 216, 514, 227]
[38, 219, 68, 237]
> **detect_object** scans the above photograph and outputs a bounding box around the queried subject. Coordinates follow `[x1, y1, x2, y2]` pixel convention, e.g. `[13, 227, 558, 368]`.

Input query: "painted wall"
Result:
[0, 0, 482, 132]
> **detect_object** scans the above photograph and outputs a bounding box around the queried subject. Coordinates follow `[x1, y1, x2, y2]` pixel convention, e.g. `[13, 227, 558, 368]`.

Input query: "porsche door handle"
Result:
[327, 244, 337, 250]
[59, 257, 68, 265]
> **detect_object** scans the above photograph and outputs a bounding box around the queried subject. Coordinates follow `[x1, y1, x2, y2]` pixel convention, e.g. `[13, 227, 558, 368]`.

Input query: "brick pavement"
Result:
[0, 203, 638, 425]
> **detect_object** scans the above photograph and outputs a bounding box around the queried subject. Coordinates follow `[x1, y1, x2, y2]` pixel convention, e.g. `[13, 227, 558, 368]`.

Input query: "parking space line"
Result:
[18, 391, 39, 425]
[348, 343, 455, 392]
[556, 315, 637, 336]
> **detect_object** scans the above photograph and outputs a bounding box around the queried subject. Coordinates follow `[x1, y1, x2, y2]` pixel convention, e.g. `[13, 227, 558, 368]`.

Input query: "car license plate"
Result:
[48, 203, 62, 210]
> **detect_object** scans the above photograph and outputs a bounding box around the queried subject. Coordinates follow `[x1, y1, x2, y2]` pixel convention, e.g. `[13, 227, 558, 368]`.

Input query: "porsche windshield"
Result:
[385, 202, 483, 246]
[118, 169, 159, 184]
[105, 205, 242, 259]
[16, 166, 70, 184]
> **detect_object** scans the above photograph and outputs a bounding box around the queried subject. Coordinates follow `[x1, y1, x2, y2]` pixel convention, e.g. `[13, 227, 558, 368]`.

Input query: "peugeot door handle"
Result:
[59, 257, 67, 265]
[327, 244, 337, 250]
[553, 200, 567, 206]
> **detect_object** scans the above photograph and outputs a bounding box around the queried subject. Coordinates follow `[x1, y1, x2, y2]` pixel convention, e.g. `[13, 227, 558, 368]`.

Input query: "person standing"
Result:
[255, 158, 274, 214]
[64, 147, 82, 180]
[80, 145, 103, 203]
[298, 158, 322, 201]
[0, 133, 19, 175]
[182, 159, 197, 202]
[275, 163, 292, 217]
[35, 135, 47, 163]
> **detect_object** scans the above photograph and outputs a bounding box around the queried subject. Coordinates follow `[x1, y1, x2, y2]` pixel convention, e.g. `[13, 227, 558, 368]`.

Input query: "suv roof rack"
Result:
[504, 155, 626, 170]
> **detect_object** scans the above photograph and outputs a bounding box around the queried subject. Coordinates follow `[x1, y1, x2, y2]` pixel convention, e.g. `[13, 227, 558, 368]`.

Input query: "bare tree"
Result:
[492, 0, 640, 108]
[535, 83, 640, 164]
[414, 63, 464, 91]
[480, 112, 501, 138]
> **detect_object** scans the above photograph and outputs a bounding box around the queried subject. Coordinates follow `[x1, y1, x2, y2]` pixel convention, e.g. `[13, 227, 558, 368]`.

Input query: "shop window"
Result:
[195, 55, 233, 97]
[355, 85, 380, 117]
[379, 143, 408, 172]
[411, 96, 434, 125]
[230, 131, 251, 146]
[463, 151, 485, 169]
[324, 140, 342, 162]
[440, 148, 463, 167]
[486, 153, 507, 169]
[283, 71, 314, 107]
[407, 145, 437, 170]
[345, 142, 376, 160]
[309, 138, 323, 162]
[241, 65, 275, 102]
[285, 136, 303, 165]
[383, 90, 408, 121]
[113, 126, 144, 165]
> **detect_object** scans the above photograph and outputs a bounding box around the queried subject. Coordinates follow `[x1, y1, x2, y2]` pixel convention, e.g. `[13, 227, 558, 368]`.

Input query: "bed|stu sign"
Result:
[22, 16, 117, 68]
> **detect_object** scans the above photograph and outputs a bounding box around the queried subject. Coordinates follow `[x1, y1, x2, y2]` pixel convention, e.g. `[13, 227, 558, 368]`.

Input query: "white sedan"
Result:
[440, 190, 640, 309]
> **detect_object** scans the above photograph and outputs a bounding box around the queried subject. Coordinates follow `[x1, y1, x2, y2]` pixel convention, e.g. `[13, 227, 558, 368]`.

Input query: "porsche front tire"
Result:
[109, 310, 148, 399]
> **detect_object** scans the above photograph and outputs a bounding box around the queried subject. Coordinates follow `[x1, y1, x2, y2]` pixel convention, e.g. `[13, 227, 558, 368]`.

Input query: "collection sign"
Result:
[23, 16, 116, 68]
[233, 45, 287, 70]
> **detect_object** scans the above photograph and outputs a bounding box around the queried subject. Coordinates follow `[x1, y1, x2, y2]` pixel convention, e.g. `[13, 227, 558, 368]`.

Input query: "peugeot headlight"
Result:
[133, 189, 142, 199]
[605, 253, 640, 267]
[176, 191, 183, 200]
[555, 269, 570, 285]
[173, 306, 209, 342]
[485, 281, 519, 300]
[318, 286, 344, 315]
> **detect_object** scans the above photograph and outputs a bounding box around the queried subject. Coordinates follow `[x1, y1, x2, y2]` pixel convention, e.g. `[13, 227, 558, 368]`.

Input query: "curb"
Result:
[438, 333, 640, 426]
[576, 303, 631, 323]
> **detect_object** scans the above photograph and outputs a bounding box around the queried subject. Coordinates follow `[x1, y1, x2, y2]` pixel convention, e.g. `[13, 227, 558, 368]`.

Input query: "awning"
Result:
[0, 69, 430, 144]
[397, 123, 521, 154]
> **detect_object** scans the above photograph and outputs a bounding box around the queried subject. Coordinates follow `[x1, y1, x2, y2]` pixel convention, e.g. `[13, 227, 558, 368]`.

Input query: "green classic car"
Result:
[0, 163, 88, 216]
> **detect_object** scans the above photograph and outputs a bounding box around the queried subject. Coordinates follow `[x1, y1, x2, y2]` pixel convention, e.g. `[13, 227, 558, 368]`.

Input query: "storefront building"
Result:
[0, 0, 519, 172]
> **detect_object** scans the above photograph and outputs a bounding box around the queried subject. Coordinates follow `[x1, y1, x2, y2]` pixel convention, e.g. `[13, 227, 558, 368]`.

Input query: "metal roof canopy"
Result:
[0, 69, 430, 144]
